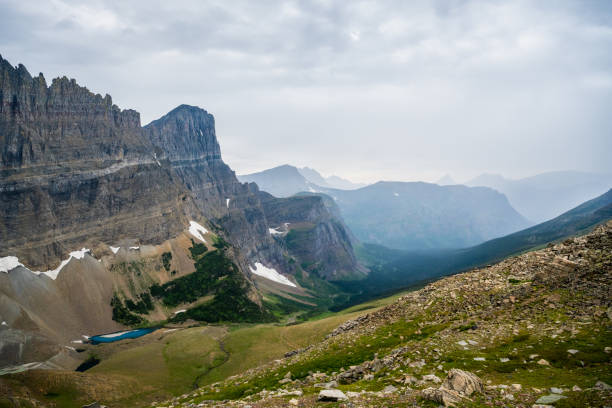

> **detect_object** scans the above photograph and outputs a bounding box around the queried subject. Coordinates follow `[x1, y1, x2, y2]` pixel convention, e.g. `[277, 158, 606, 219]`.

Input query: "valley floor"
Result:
[0, 289, 402, 407]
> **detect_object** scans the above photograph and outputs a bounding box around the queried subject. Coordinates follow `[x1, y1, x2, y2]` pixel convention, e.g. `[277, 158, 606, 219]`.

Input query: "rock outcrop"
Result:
[0, 55, 194, 269]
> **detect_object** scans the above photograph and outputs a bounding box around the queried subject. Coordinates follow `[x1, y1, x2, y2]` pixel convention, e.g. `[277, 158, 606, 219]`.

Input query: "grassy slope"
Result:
[0, 290, 408, 407]
[170, 222, 612, 407]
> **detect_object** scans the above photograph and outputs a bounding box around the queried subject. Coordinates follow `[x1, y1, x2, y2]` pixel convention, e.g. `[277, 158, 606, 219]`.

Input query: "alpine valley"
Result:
[0, 56, 611, 408]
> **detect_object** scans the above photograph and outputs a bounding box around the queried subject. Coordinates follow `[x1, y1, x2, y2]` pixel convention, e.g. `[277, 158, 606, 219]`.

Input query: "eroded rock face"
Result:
[0, 56, 193, 269]
[143, 104, 361, 280]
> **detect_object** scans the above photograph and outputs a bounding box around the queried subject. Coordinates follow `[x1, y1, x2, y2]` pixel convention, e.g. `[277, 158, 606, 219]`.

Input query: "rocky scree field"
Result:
[155, 221, 612, 408]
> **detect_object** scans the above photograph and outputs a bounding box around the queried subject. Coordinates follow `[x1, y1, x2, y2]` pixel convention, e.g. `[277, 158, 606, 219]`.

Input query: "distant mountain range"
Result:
[298, 167, 366, 190]
[238, 165, 365, 197]
[466, 171, 611, 223]
[313, 181, 530, 250]
[238, 164, 530, 250]
[338, 187, 612, 305]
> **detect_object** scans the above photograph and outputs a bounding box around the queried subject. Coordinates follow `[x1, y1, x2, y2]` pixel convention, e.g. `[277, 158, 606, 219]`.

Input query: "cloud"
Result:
[1, 0, 611, 182]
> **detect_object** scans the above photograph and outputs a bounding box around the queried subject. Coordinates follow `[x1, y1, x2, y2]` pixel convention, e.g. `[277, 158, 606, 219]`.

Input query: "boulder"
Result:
[421, 387, 464, 407]
[318, 389, 348, 401]
[442, 369, 484, 396]
[535, 394, 567, 404]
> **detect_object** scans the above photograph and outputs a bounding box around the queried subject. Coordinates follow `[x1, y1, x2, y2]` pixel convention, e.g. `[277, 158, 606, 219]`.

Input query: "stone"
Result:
[363, 374, 374, 381]
[442, 369, 484, 397]
[421, 387, 464, 407]
[318, 389, 348, 401]
[511, 383, 522, 392]
[567, 349, 579, 355]
[550, 387, 563, 394]
[537, 359, 550, 366]
[572, 385, 582, 392]
[284, 371, 292, 379]
[382, 385, 398, 394]
[535, 394, 567, 404]
[423, 374, 442, 383]
[500, 358, 510, 362]
[457, 340, 468, 346]
[473, 357, 485, 361]
[595, 381, 611, 390]
[289, 398, 298, 406]
[82, 404, 106, 408]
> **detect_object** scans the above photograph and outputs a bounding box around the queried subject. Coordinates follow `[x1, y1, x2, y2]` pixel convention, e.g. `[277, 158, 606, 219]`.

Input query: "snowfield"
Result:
[0, 256, 23, 273]
[0, 248, 91, 280]
[189, 221, 208, 242]
[98, 331, 131, 339]
[269, 227, 284, 235]
[250, 262, 296, 287]
[110, 246, 120, 254]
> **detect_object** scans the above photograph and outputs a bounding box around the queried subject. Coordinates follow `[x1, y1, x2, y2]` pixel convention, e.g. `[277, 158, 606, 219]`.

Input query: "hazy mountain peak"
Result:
[436, 174, 457, 185]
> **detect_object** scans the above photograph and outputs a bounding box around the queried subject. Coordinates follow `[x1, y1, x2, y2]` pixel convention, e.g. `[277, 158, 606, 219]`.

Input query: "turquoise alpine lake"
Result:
[89, 328, 156, 344]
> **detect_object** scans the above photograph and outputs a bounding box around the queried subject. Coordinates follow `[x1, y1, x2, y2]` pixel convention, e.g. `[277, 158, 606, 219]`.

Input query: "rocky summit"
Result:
[158, 221, 612, 407]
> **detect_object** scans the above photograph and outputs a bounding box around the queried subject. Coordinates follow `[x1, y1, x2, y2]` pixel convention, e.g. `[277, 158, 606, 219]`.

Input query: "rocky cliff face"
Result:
[143, 105, 360, 280]
[0, 56, 194, 269]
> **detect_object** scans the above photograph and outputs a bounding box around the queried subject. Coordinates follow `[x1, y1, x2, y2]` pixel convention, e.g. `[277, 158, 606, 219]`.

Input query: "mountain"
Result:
[466, 171, 611, 223]
[0, 57, 360, 368]
[237, 165, 365, 198]
[298, 167, 365, 190]
[317, 181, 530, 250]
[341, 187, 612, 303]
[436, 174, 456, 185]
[239, 166, 529, 250]
[237, 164, 320, 197]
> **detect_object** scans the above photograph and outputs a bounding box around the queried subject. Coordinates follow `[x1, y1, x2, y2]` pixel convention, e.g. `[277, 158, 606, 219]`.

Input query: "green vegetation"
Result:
[110, 295, 144, 326]
[125, 293, 154, 315]
[161, 251, 172, 271]
[152, 243, 271, 324]
[188, 240, 207, 258]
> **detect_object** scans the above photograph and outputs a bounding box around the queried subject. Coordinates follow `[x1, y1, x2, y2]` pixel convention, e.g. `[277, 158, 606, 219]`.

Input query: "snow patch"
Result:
[0, 256, 23, 273]
[71, 339, 83, 344]
[1, 249, 91, 280]
[1, 321, 7, 326]
[250, 262, 296, 287]
[393, 192, 399, 197]
[98, 331, 131, 339]
[129, 246, 139, 250]
[173, 309, 186, 315]
[189, 221, 208, 243]
[226, 198, 230, 208]
[109, 246, 120, 254]
[269, 227, 284, 235]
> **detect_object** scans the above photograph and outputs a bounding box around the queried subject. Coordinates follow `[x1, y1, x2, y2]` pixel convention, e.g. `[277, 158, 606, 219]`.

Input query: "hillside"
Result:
[153, 220, 612, 407]
[467, 171, 611, 223]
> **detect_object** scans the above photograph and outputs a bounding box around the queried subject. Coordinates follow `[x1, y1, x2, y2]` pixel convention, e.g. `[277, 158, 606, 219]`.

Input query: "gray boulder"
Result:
[318, 389, 348, 401]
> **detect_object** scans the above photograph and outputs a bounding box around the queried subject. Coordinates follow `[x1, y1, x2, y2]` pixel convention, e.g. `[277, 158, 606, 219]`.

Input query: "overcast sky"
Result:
[1, 0, 611, 183]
